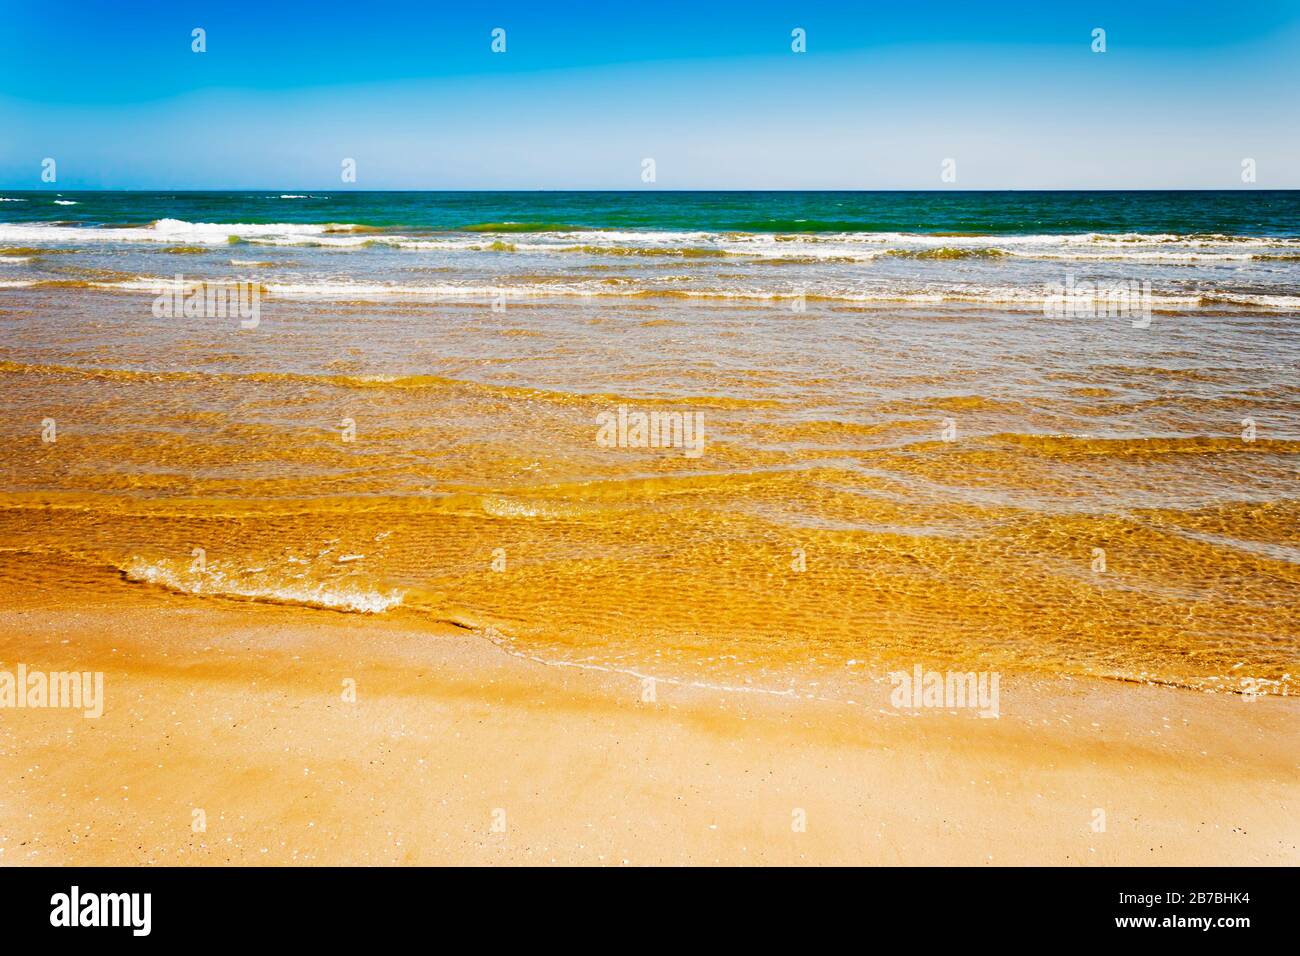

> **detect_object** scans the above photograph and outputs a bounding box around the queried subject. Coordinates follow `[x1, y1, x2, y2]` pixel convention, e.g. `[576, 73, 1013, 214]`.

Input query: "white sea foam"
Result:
[151, 217, 336, 242]
[2, 220, 1297, 257]
[8, 268, 1297, 312]
[1200, 292, 1300, 309]
[384, 228, 1300, 263]
[74, 274, 1281, 310]
[0, 218, 357, 246]
[1006, 250, 1258, 263]
[122, 556, 405, 613]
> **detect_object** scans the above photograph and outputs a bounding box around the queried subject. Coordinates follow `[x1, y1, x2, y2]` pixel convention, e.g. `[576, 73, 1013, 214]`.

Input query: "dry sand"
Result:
[0, 587, 1296, 866]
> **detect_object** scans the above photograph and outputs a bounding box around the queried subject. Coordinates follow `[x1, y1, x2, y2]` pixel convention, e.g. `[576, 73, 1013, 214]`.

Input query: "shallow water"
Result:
[1, 191, 1297, 692]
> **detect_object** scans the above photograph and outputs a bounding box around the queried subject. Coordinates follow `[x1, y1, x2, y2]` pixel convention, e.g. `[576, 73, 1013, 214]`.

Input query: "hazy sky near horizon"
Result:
[2, 1, 1298, 190]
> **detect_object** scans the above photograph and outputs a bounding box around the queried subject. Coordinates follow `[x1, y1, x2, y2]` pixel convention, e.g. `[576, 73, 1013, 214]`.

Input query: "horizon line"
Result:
[2, 187, 1297, 194]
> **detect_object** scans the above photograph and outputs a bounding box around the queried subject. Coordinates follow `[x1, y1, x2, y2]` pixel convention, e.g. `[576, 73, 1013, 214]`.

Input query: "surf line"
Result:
[471, 624, 861, 703]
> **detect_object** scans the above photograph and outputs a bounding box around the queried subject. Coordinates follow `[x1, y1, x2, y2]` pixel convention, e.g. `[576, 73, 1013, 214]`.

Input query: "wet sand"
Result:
[2, 580, 1295, 867]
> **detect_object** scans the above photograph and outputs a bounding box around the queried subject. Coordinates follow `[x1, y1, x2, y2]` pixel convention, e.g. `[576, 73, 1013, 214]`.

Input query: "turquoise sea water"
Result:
[3, 189, 1299, 235]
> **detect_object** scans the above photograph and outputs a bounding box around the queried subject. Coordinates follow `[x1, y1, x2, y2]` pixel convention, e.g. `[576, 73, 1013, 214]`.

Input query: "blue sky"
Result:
[2, 1, 1298, 189]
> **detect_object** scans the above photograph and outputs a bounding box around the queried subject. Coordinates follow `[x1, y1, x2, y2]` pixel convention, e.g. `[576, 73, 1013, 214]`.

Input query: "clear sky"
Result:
[2, 0, 1298, 189]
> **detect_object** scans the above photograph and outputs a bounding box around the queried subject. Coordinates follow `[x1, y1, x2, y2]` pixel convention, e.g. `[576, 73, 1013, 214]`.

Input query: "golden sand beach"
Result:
[1, 568, 1297, 866]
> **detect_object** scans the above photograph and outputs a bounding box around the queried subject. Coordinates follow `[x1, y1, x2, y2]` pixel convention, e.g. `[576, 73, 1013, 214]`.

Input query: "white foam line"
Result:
[471, 625, 843, 701]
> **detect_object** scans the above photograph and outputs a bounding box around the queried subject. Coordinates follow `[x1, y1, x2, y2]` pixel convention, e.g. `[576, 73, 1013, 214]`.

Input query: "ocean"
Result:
[1, 190, 1297, 694]
[4, 190, 1300, 309]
